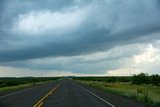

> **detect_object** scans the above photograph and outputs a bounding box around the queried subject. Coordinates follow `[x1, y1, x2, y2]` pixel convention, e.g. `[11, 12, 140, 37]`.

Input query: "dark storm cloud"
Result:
[0, 0, 160, 62]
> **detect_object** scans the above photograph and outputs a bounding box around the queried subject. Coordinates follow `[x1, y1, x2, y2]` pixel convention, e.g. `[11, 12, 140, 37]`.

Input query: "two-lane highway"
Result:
[0, 78, 147, 107]
[42, 78, 113, 107]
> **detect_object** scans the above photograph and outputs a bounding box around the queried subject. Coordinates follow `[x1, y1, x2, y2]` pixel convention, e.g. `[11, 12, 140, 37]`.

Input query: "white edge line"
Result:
[0, 87, 35, 99]
[78, 84, 115, 107]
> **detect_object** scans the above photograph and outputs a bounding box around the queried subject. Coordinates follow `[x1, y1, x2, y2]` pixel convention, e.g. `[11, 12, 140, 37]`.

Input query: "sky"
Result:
[0, 0, 160, 77]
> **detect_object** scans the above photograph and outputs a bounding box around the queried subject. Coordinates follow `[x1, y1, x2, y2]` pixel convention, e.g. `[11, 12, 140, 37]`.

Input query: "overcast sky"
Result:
[0, 0, 160, 77]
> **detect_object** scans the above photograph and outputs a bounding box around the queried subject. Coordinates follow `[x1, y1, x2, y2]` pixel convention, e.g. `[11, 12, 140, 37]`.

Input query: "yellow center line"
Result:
[38, 102, 44, 107]
[33, 84, 60, 107]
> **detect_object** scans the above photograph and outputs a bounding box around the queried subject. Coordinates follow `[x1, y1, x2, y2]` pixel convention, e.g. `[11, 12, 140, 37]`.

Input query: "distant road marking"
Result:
[33, 84, 60, 107]
[0, 87, 36, 99]
[78, 84, 115, 107]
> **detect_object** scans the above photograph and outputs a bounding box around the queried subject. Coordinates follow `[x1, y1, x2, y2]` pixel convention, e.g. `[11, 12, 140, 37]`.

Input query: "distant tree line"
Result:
[72, 73, 160, 86]
[0, 77, 60, 88]
[132, 73, 160, 86]
[72, 76, 132, 83]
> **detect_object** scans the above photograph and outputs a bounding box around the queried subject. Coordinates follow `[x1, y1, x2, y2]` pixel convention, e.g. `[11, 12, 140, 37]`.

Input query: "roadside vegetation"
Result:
[0, 77, 60, 92]
[72, 73, 160, 107]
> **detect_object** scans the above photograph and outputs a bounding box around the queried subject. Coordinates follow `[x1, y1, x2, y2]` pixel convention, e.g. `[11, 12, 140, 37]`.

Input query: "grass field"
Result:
[0, 81, 51, 92]
[0, 77, 60, 93]
[76, 80, 160, 107]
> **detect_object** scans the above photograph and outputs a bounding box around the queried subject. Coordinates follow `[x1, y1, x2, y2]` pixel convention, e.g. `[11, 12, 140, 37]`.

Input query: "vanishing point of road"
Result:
[0, 78, 147, 107]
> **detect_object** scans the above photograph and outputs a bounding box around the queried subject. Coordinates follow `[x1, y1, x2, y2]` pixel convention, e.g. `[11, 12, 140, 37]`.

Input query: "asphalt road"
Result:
[0, 78, 147, 107]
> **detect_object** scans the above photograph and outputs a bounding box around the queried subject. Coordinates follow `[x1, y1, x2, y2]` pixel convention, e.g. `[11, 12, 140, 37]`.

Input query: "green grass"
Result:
[77, 80, 160, 106]
[0, 83, 34, 92]
[0, 80, 54, 93]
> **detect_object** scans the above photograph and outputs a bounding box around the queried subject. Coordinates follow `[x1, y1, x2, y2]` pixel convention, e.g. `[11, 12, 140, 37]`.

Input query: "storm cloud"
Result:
[0, 0, 160, 76]
[0, 0, 160, 61]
